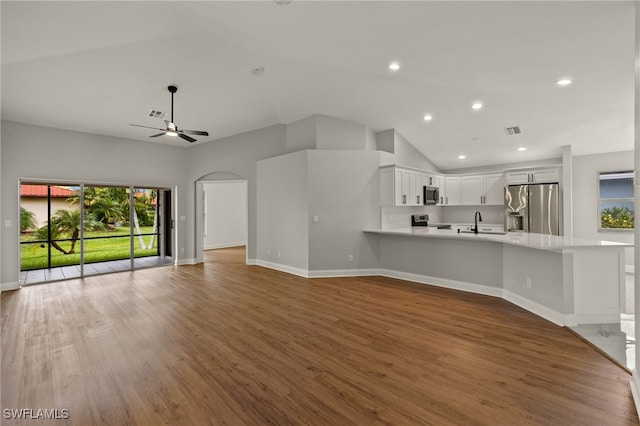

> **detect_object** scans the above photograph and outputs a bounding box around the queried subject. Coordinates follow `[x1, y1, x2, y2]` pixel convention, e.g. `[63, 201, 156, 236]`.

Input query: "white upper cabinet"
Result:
[460, 173, 505, 206]
[483, 173, 506, 205]
[443, 176, 461, 205]
[506, 167, 561, 185]
[380, 166, 437, 207]
[460, 175, 483, 205]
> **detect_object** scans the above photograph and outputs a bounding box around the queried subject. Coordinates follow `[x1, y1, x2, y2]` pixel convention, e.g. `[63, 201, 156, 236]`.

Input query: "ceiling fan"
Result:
[130, 85, 209, 143]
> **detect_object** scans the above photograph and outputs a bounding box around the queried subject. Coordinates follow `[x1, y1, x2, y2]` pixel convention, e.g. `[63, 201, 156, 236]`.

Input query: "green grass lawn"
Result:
[21, 226, 159, 270]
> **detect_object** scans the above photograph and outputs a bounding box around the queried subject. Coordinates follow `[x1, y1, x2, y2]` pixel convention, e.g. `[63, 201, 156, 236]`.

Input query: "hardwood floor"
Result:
[2, 246, 638, 425]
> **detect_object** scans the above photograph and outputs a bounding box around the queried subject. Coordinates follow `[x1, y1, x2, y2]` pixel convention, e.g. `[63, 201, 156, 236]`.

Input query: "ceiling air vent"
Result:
[148, 109, 167, 120]
[505, 126, 522, 136]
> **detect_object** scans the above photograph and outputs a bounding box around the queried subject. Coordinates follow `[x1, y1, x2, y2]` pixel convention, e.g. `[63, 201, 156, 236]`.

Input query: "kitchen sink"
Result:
[459, 230, 508, 235]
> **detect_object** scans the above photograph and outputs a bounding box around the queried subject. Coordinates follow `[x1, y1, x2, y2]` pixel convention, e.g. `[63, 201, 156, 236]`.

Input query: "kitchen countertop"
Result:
[363, 227, 631, 251]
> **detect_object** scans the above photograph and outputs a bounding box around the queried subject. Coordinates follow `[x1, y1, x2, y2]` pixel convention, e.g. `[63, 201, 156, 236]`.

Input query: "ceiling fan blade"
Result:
[149, 132, 165, 138]
[180, 129, 209, 136]
[130, 124, 165, 131]
[178, 133, 197, 143]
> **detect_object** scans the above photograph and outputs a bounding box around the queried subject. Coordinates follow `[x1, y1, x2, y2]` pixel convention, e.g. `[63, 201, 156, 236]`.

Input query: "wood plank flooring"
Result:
[2, 246, 638, 425]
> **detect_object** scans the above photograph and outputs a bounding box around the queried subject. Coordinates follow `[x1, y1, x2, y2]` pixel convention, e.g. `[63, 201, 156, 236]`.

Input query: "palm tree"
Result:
[35, 210, 105, 254]
[20, 207, 37, 232]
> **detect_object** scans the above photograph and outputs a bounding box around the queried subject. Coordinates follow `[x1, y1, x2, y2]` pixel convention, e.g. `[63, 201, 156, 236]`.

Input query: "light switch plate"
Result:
[4, 220, 11, 228]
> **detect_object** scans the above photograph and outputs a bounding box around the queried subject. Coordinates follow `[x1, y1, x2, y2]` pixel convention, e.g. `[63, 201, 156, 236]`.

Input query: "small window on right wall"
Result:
[598, 171, 634, 231]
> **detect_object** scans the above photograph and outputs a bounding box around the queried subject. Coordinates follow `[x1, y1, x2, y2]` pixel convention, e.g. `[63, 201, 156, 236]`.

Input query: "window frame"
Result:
[597, 171, 634, 232]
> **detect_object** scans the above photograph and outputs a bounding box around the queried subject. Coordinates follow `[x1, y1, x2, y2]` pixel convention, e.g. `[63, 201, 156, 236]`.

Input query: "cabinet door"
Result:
[484, 173, 506, 205]
[444, 177, 461, 205]
[401, 169, 412, 205]
[532, 168, 560, 183]
[460, 176, 483, 205]
[506, 171, 530, 185]
[409, 172, 420, 205]
[394, 169, 404, 206]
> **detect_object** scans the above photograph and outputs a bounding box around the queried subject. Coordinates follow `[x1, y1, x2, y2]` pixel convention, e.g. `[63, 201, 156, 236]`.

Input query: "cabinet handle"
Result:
[440, 196, 443, 204]
[417, 196, 420, 204]
[446, 197, 448, 204]
[402, 195, 406, 204]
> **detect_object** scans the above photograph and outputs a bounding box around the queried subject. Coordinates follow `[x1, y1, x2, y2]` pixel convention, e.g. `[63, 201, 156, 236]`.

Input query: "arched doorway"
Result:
[195, 172, 248, 264]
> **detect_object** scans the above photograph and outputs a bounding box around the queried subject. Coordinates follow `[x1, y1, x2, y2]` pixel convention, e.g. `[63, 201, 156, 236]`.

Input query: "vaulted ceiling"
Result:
[1, 1, 635, 169]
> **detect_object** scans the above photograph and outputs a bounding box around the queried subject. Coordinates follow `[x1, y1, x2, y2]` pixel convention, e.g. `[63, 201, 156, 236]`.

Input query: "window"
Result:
[598, 171, 634, 230]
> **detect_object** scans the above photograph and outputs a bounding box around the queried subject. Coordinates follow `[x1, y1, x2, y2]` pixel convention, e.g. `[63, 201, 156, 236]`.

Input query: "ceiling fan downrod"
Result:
[168, 85, 177, 123]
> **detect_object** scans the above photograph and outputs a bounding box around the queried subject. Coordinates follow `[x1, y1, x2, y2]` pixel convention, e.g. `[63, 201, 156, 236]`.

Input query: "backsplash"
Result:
[381, 205, 441, 229]
[380, 205, 504, 229]
[440, 205, 504, 225]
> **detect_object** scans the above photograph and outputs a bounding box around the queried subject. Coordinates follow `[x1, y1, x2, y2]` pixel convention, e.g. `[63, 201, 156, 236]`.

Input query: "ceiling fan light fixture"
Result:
[556, 79, 572, 86]
[166, 131, 178, 137]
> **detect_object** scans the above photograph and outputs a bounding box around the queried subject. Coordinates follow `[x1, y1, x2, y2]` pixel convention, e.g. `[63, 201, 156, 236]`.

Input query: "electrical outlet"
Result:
[267, 249, 271, 255]
[313, 215, 319, 223]
[348, 255, 353, 262]
[526, 278, 532, 288]
[278, 250, 281, 258]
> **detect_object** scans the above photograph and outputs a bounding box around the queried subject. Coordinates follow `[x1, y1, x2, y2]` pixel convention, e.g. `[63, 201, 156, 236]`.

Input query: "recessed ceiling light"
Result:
[423, 114, 433, 121]
[388, 62, 400, 71]
[556, 79, 572, 86]
[517, 147, 527, 152]
[471, 102, 483, 110]
[458, 155, 467, 160]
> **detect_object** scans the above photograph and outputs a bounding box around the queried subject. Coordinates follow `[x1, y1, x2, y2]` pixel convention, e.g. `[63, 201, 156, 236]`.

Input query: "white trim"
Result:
[255, 260, 309, 278]
[246, 258, 258, 266]
[379, 268, 503, 298]
[627, 265, 635, 274]
[308, 268, 380, 278]
[1, 281, 21, 292]
[177, 258, 197, 266]
[205, 242, 247, 250]
[631, 373, 640, 418]
[502, 289, 570, 326]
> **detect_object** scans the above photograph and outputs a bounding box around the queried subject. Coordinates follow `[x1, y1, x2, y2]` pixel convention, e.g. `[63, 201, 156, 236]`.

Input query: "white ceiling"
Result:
[1, 1, 635, 170]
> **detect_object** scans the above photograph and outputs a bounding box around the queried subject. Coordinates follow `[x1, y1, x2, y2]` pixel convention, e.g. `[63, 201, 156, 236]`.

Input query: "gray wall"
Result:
[1, 120, 188, 285]
[257, 150, 309, 270]
[307, 150, 381, 270]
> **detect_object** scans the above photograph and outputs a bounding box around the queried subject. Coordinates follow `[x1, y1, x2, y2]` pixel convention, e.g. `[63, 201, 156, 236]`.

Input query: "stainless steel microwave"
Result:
[423, 186, 439, 205]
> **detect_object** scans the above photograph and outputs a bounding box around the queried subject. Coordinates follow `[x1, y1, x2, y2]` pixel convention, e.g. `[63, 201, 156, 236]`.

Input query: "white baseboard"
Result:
[380, 268, 504, 298]
[246, 258, 258, 266]
[502, 289, 569, 326]
[308, 268, 380, 278]
[626, 265, 635, 274]
[176, 258, 197, 266]
[1, 281, 21, 292]
[631, 373, 640, 420]
[205, 242, 246, 250]
[255, 260, 309, 278]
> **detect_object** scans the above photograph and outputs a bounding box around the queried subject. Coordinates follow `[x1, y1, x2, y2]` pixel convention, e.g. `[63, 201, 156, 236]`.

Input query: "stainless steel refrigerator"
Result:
[504, 184, 560, 235]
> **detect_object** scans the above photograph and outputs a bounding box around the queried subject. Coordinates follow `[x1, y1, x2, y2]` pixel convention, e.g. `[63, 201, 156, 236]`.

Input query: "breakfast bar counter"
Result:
[363, 228, 630, 326]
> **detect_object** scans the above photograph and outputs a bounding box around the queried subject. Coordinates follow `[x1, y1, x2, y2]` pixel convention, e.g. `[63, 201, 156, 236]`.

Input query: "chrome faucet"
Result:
[473, 211, 483, 234]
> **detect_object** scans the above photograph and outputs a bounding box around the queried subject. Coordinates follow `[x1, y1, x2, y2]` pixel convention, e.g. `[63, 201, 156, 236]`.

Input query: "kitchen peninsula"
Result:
[363, 227, 629, 327]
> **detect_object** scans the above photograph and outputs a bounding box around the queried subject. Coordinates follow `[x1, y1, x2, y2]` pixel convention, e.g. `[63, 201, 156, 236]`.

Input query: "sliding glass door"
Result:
[19, 181, 173, 285]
